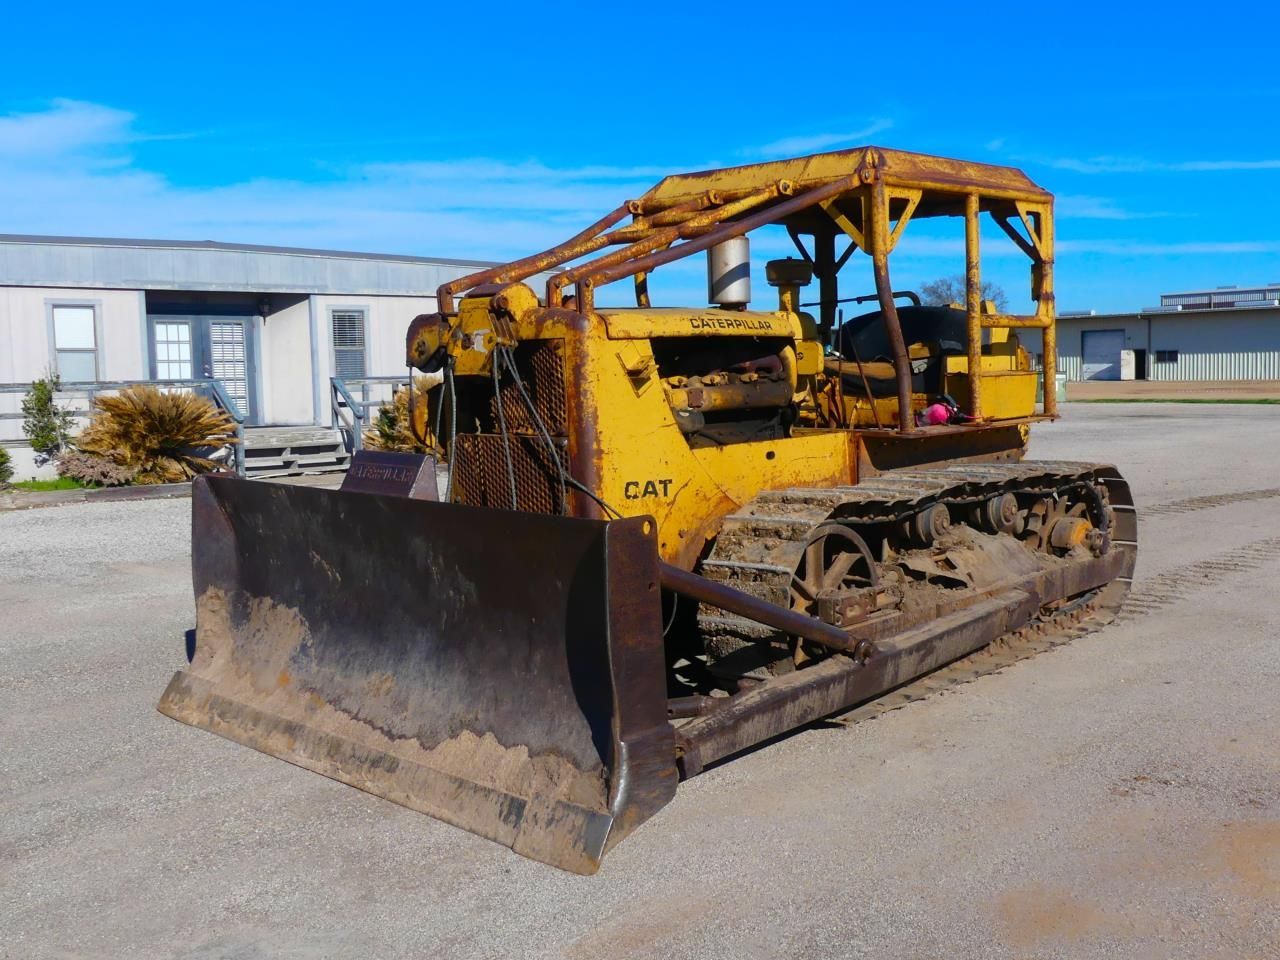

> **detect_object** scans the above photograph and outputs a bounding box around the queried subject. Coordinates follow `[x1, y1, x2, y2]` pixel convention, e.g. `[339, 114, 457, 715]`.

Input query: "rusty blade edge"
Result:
[157, 670, 618, 875]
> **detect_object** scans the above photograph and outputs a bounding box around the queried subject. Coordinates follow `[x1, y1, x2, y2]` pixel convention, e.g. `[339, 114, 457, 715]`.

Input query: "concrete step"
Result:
[243, 425, 351, 477]
[248, 462, 351, 480]
[244, 426, 344, 449]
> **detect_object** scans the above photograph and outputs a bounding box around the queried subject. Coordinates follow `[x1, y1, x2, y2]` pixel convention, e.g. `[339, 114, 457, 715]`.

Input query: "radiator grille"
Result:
[453, 434, 565, 515]
[451, 339, 569, 515]
[491, 339, 567, 436]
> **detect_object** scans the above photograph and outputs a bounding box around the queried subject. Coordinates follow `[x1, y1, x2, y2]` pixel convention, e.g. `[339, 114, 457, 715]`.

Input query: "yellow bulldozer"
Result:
[158, 147, 1137, 874]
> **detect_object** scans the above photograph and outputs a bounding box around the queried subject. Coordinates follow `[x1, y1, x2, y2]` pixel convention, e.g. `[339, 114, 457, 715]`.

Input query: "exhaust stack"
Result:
[707, 237, 751, 309]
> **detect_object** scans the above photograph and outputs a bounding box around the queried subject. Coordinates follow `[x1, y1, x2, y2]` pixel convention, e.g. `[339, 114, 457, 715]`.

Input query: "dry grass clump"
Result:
[55, 450, 138, 487]
[77, 385, 238, 484]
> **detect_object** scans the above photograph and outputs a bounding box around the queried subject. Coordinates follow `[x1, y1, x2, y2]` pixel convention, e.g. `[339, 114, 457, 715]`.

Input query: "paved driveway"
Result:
[2, 403, 1277, 959]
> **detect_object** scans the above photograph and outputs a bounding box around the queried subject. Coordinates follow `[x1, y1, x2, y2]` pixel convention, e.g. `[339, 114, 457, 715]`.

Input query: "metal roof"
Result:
[0, 234, 502, 296]
[1057, 302, 1280, 321]
[1159, 283, 1280, 300]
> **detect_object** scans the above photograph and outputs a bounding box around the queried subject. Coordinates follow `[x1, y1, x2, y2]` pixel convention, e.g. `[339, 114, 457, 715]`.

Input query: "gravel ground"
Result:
[2, 403, 1278, 959]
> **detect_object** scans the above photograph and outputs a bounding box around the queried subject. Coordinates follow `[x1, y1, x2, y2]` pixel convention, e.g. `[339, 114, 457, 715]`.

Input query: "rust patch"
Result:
[562, 894, 716, 960]
[1210, 820, 1280, 901]
[993, 885, 1123, 948]
[986, 811, 1280, 953]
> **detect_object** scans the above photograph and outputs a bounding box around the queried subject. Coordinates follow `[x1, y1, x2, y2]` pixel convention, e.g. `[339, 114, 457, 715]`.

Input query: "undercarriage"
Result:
[664, 462, 1136, 773]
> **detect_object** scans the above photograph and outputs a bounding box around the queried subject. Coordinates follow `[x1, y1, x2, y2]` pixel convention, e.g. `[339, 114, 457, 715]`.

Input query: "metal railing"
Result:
[0, 378, 247, 477]
[330, 376, 409, 452]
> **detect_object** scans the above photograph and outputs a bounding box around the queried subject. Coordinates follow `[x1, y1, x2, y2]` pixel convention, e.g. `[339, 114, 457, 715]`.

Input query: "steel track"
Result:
[698, 460, 1136, 643]
[689, 461, 1138, 729]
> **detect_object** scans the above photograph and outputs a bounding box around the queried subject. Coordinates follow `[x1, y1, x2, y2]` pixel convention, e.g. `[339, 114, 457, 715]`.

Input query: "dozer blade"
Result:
[158, 475, 677, 874]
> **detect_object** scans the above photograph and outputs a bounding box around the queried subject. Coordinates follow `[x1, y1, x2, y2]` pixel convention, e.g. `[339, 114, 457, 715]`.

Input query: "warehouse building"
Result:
[1022, 283, 1280, 381]
[0, 234, 499, 425]
[0, 234, 521, 479]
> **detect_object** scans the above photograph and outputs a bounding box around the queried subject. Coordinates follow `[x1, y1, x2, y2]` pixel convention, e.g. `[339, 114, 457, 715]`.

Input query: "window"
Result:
[153, 322, 193, 380]
[1155, 350, 1179, 363]
[332, 309, 366, 379]
[52, 305, 98, 381]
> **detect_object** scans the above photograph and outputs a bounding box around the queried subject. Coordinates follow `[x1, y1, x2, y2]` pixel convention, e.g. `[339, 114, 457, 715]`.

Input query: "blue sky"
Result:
[1, 1, 1277, 312]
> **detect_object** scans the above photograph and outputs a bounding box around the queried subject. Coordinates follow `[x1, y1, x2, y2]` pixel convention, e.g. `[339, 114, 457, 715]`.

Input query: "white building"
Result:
[0, 234, 512, 479]
[1022, 283, 1280, 382]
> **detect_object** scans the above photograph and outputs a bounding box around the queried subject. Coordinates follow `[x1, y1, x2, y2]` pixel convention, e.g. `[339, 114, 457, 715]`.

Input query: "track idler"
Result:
[969, 492, 1021, 535]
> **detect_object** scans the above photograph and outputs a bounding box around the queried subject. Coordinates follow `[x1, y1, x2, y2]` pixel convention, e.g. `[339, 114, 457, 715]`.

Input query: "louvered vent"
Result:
[209, 321, 249, 415]
[332, 310, 366, 379]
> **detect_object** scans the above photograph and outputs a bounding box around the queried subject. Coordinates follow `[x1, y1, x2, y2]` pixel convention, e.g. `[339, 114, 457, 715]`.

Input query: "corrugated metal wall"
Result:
[1048, 309, 1280, 381]
[1147, 313, 1280, 380]
[1057, 352, 1083, 382]
[1149, 350, 1280, 380]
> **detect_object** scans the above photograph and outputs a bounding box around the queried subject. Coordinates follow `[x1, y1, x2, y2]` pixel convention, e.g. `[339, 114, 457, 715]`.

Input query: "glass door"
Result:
[148, 312, 259, 424]
[152, 320, 195, 381]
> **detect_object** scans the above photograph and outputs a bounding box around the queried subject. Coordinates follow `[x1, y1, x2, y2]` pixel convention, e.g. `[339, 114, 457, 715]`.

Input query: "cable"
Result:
[444, 358, 457, 502]
[498, 345, 568, 516]
[562, 475, 622, 519]
[497, 350, 621, 521]
[431, 370, 445, 451]
[491, 355, 518, 510]
[662, 592, 679, 638]
[470, 341, 625, 523]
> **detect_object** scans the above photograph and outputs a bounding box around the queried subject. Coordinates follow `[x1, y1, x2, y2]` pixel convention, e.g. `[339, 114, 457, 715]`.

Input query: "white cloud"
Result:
[1176, 159, 1280, 171]
[1059, 239, 1280, 255]
[1056, 194, 1170, 220]
[0, 99, 136, 163]
[1036, 155, 1150, 174]
[0, 100, 682, 261]
[360, 159, 670, 215]
[1029, 153, 1280, 175]
[892, 234, 1280, 258]
[750, 120, 894, 158]
[5, 97, 1270, 307]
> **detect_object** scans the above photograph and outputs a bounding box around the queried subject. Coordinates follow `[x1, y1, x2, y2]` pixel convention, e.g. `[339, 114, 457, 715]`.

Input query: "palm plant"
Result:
[364, 377, 437, 454]
[77, 385, 238, 484]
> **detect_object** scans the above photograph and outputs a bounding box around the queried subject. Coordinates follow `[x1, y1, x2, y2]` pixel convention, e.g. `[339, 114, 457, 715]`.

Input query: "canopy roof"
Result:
[639, 146, 1050, 214]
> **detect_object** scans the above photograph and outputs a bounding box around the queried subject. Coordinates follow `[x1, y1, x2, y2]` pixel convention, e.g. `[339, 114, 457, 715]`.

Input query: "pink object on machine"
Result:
[920, 403, 953, 426]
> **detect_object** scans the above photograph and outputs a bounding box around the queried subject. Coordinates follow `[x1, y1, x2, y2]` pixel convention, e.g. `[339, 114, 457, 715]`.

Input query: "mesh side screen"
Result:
[453, 434, 565, 515]
[491, 340, 567, 436]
